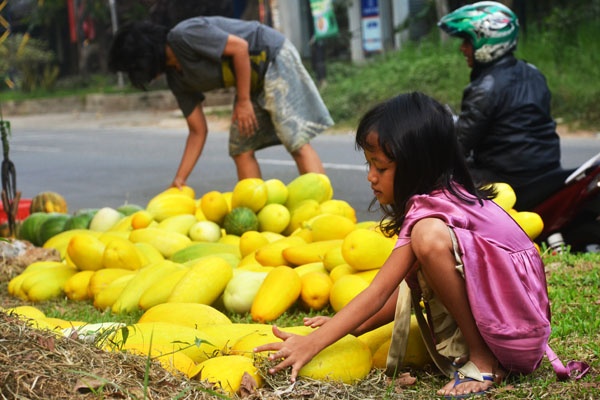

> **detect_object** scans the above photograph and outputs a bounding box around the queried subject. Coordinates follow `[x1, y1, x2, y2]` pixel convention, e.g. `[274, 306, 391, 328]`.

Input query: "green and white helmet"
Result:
[438, 1, 519, 63]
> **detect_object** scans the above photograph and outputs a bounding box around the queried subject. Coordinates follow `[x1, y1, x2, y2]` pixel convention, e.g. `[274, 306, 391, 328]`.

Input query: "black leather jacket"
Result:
[456, 53, 561, 190]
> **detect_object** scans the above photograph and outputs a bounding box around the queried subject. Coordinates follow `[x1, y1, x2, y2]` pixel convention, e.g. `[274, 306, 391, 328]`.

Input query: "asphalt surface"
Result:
[6, 110, 378, 222]
[5, 110, 600, 224]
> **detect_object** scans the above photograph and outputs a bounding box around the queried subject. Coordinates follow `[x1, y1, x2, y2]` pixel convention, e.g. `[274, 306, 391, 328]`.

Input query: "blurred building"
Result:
[273, 0, 430, 63]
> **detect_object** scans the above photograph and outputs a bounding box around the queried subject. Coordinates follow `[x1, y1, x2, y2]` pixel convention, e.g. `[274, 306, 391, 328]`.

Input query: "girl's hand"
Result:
[233, 99, 257, 137]
[254, 325, 319, 383]
[304, 315, 330, 328]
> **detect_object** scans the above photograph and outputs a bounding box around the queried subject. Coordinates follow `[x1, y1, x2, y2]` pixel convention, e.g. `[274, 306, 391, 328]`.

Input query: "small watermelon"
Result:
[117, 203, 144, 216]
[63, 210, 97, 231]
[36, 213, 70, 246]
[18, 212, 53, 244]
[223, 207, 259, 236]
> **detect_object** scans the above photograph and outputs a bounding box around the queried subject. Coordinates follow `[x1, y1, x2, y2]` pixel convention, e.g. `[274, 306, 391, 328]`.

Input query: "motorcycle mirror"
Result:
[566, 151, 600, 184]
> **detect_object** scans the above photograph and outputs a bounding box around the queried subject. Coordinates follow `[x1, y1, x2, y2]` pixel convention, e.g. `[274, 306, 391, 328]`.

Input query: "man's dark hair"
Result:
[108, 21, 169, 90]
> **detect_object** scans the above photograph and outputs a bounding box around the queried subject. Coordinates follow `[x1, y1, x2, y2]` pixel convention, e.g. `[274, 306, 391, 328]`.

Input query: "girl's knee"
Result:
[411, 218, 452, 261]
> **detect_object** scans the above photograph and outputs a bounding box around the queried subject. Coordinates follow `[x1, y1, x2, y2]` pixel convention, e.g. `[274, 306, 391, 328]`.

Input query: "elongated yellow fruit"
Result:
[104, 321, 220, 363]
[251, 265, 301, 323]
[43, 229, 97, 258]
[88, 268, 135, 296]
[138, 302, 232, 328]
[137, 268, 188, 310]
[64, 270, 96, 301]
[128, 228, 192, 258]
[111, 260, 184, 314]
[93, 274, 135, 310]
[254, 236, 305, 267]
[299, 271, 332, 311]
[282, 239, 343, 265]
[24, 267, 78, 302]
[67, 232, 106, 271]
[8, 261, 65, 298]
[134, 242, 164, 265]
[303, 213, 356, 241]
[298, 334, 372, 384]
[113, 343, 198, 378]
[102, 237, 144, 270]
[157, 214, 198, 235]
[195, 355, 263, 395]
[146, 193, 197, 222]
[167, 256, 233, 305]
[19, 264, 77, 295]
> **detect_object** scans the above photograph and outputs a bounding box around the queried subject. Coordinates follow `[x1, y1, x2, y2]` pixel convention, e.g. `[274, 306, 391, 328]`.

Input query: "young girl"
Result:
[254, 92, 551, 398]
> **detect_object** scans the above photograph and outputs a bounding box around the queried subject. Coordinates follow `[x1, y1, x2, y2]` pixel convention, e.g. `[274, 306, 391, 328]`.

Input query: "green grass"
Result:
[27, 251, 600, 399]
[2, 249, 598, 399]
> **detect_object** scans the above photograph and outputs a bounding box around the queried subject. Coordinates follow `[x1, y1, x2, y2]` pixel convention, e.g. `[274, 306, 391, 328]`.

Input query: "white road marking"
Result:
[258, 158, 365, 171]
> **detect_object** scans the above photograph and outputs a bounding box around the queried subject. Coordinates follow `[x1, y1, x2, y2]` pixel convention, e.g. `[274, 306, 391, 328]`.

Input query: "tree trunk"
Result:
[435, 0, 449, 42]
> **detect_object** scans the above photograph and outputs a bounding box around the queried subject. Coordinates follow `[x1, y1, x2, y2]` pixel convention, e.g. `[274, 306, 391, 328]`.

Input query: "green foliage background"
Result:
[320, 16, 600, 131]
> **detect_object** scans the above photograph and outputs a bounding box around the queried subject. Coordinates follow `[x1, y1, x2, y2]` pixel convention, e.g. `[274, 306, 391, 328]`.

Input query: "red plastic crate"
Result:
[0, 199, 32, 224]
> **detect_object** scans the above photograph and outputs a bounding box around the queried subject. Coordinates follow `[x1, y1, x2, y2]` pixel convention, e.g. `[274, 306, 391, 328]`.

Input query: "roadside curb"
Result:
[2, 89, 234, 116]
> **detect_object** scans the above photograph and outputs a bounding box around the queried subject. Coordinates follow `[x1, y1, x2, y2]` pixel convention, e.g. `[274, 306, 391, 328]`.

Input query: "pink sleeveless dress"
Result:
[394, 188, 551, 374]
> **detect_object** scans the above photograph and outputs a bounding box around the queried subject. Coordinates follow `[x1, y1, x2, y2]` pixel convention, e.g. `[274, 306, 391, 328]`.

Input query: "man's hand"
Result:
[233, 98, 258, 137]
[171, 176, 186, 189]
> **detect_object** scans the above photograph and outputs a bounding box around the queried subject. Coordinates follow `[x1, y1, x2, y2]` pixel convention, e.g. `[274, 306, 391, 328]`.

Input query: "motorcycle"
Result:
[513, 151, 600, 253]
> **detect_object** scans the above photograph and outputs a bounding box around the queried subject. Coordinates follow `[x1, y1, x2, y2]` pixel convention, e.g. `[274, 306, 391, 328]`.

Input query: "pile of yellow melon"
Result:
[4, 175, 544, 396]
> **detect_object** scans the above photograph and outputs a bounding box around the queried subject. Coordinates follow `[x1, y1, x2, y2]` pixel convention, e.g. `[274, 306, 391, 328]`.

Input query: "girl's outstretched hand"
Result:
[304, 315, 330, 328]
[253, 325, 319, 383]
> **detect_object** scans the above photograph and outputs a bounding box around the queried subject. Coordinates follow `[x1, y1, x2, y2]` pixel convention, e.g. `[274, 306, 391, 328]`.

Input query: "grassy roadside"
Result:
[0, 248, 598, 399]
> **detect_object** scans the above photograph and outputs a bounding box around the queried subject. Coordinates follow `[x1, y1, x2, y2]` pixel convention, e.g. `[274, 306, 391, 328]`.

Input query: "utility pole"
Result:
[108, 0, 124, 87]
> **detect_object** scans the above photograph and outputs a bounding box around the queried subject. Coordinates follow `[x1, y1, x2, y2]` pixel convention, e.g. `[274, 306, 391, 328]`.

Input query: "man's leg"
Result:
[290, 143, 325, 174]
[232, 150, 262, 180]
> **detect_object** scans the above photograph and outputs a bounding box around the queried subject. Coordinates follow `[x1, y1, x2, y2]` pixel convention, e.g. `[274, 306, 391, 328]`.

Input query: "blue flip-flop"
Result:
[443, 370, 495, 399]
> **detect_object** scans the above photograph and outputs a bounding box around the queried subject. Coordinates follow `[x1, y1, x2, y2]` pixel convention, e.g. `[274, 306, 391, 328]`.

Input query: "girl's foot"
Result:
[437, 361, 503, 398]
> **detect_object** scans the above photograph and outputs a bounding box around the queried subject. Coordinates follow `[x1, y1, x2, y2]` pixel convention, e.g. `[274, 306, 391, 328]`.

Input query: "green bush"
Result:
[321, 15, 600, 130]
[0, 34, 59, 92]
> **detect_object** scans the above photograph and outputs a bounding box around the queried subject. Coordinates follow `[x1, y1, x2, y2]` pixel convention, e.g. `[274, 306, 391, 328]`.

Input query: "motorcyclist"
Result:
[438, 1, 562, 208]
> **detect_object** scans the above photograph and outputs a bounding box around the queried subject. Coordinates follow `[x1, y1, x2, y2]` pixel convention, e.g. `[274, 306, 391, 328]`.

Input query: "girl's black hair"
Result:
[108, 21, 169, 90]
[356, 92, 495, 236]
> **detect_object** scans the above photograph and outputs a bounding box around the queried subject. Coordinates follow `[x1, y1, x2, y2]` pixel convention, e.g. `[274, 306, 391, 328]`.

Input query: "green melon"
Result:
[37, 213, 70, 246]
[63, 210, 97, 231]
[222, 207, 259, 236]
[116, 203, 144, 216]
[18, 212, 53, 244]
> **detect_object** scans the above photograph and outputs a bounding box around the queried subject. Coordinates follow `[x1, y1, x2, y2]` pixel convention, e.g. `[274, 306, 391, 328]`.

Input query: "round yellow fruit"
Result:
[490, 182, 517, 211]
[200, 191, 230, 224]
[318, 199, 357, 223]
[239, 230, 270, 258]
[329, 274, 369, 312]
[512, 211, 544, 240]
[231, 178, 268, 213]
[329, 263, 356, 282]
[264, 178, 288, 205]
[285, 173, 334, 210]
[284, 199, 321, 235]
[341, 229, 395, 271]
[189, 220, 222, 242]
[257, 203, 291, 233]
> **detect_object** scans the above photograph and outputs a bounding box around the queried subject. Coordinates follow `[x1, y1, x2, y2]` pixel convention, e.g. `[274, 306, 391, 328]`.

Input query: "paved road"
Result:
[6, 111, 600, 223]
